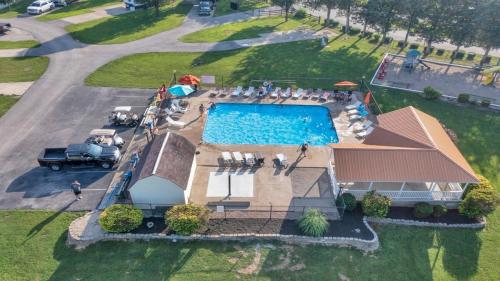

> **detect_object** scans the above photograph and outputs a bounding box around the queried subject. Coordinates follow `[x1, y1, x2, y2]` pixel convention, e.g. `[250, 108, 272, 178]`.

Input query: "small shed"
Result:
[129, 132, 197, 208]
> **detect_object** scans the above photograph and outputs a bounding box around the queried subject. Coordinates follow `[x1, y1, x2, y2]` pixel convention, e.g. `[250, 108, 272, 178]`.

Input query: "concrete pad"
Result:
[0, 27, 36, 41]
[62, 4, 131, 25]
[0, 48, 29, 57]
[0, 82, 33, 95]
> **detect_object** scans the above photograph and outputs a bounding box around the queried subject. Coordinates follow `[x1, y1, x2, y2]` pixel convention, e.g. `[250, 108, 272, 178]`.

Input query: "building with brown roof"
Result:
[128, 132, 197, 208]
[330, 106, 478, 205]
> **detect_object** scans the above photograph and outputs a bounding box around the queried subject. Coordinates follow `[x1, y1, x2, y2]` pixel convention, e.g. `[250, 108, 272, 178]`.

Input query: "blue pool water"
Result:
[202, 103, 339, 146]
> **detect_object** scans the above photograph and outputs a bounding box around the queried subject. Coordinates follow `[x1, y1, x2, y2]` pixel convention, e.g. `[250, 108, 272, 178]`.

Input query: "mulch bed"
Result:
[131, 208, 374, 240]
[386, 207, 481, 224]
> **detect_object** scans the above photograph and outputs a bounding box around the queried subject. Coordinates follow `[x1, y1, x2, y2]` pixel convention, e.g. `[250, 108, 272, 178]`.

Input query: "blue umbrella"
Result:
[407, 49, 421, 58]
[168, 85, 195, 97]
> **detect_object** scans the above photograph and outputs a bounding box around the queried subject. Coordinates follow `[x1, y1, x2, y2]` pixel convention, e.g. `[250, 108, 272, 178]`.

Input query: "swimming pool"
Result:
[202, 103, 339, 146]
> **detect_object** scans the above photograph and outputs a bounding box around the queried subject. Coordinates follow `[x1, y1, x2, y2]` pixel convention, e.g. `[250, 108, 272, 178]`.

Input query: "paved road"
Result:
[0, 7, 318, 210]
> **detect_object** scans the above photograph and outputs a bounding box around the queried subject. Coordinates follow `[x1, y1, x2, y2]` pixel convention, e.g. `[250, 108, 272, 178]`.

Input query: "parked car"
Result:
[198, 1, 212, 16]
[38, 143, 121, 171]
[27, 0, 54, 15]
[53, 0, 77, 7]
[108, 106, 140, 127]
[85, 129, 125, 148]
[123, 0, 150, 10]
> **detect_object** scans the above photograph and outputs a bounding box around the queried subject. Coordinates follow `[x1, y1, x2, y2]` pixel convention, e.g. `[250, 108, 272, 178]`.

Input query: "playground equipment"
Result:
[481, 66, 499, 86]
[403, 49, 431, 72]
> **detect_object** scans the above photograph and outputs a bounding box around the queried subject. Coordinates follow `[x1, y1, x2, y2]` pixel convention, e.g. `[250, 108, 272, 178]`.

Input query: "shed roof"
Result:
[130, 132, 196, 190]
[331, 106, 478, 183]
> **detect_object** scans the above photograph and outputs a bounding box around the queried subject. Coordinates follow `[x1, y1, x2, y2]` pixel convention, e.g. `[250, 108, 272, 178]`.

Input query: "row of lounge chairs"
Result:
[225, 86, 346, 101]
[221, 152, 288, 168]
[164, 99, 188, 128]
[345, 101, 374, 138]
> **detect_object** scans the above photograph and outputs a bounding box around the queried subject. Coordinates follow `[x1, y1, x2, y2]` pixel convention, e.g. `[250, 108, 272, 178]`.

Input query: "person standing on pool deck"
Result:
[298, 142, 309, 158]
[71, 180, 82, 201]
[199, 104, 205, 116]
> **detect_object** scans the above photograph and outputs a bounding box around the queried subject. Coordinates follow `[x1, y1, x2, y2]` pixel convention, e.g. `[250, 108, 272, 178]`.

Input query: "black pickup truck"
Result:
[38, 143, 121, 171]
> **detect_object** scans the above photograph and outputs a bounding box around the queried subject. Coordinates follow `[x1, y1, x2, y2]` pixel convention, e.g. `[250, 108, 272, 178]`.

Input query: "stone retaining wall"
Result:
[366, 216, 486, 229]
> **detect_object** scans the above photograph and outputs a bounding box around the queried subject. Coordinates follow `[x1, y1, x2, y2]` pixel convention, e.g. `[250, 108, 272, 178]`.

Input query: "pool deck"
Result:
[157, 89, 371, 219]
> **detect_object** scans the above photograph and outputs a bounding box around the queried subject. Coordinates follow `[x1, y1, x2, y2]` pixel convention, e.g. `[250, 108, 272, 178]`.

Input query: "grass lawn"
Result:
[0, 95, 20, 117]
[180, 15, 322, 43]
[65, 1, 191, 44]
[0, 40, 40, 49]
[86, 36, 383, 88]
[0, 0, 32, 18]
[214, 0, 269, 16]
[37, 0, 119, 22]
[0, 56, 49, 82]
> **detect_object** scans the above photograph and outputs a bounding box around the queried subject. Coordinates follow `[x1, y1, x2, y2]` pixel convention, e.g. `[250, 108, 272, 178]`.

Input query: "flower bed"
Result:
[387, 207, 481, 224]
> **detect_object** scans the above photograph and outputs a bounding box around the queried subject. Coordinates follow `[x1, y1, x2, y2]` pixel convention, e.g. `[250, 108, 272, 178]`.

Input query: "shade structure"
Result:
[334, 81, 358, 87]
[168, 85, 195, 97]
[179, 74, 200, 85]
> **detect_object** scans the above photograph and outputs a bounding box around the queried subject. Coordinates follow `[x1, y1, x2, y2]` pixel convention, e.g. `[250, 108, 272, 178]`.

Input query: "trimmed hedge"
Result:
[165, 204, 210, 235]
[361, 191, 391, 218]
[298, 208, 329, 237]
[463, 175, 494, 198]
[459, 187, 498, 219]
[413, 202, 433, 218]
[433, 205, 448, 218]
[99, 204, 143, 233]
[294, 9, 307, 19]
[341, 193, 357, 212]
[423, 86, 441, 100]
[457, 93, 470, 103]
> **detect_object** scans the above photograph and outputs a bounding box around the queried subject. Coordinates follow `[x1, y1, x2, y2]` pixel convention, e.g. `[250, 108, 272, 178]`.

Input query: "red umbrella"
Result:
[334, 81, 358, 87]
[179, 74, 200, 85]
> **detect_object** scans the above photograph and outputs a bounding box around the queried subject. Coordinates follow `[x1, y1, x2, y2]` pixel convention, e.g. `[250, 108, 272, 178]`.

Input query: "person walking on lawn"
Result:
[71, 180, 82, 200]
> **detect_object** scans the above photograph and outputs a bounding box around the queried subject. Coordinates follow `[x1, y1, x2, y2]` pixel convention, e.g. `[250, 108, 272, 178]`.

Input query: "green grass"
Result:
[0, 0, 32, 18]
[0, 57, 49, 82]
[0, 95, 20, 117]
[0, 40, 40, 49]
[180, 15, 322, 43]
[214, 0, 269, 16]
[86, 37, 382, 88]
[37, 0, 119, 22]
[65, 1, 191, 44]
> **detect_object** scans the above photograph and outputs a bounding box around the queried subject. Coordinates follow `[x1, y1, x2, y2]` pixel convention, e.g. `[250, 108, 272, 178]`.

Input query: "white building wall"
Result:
[130, 176, 185, 208]
[184, 157, 197, 203]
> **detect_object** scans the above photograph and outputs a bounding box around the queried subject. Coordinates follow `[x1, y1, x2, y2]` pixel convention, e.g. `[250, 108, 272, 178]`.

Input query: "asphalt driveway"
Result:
[0, 86, 152, 211]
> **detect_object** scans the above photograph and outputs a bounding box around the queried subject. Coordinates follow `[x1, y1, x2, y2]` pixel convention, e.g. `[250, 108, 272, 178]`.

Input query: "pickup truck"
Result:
[38, 143, 121, 171]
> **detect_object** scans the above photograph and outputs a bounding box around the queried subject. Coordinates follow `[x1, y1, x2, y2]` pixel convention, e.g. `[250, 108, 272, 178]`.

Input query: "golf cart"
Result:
[109, 106, 139, 127]
[85, 129, 125, 148]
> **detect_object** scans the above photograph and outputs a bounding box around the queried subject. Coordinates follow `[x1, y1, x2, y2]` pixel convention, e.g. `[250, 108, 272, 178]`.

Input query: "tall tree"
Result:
[475, 0, 500, 66]
[351, 0, 370, 35]
[414, 0, 453, 54]
[446, 0, 479, 57]
[365, 0, 400, 41]
[0, 0, 16, 10]
[272, 0, 297, 21]
[337, 0, 358, 33]
[399, 0, 424, 45]
[305, 0, 337, 24]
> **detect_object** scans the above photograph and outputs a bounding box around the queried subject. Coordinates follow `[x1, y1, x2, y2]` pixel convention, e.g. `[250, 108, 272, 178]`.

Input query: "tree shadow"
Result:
[22, 202, 73, 243]
[438, 228, 481, 279]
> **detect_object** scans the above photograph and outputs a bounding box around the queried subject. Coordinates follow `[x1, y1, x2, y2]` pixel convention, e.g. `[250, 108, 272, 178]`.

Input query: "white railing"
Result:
[345, 190, 463, 201]
[327, 161, 340, 197]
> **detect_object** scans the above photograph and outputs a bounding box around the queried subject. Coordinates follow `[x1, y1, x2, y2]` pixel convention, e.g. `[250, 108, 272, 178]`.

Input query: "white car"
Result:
[27, 0, 54, 15]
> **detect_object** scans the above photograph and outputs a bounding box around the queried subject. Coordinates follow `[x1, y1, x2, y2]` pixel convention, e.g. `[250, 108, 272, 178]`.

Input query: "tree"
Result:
[0, 0, 16, 10]
[475, 0, 500, 66]
[446, 0, 479, 58]
[365, 0, 400, 41]
[272, 0, 297, 21]
[304, 0, 337, 24]
[148, 0, 163, 17]
[414, 0, 453, 54]
[337, 0, 358, 33]
[351, 0, 370, 35]
[399, 0, 424, 45]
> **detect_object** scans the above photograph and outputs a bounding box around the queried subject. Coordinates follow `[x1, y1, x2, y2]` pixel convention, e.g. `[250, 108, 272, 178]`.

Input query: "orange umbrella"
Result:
[334, 81, 358, 87]
[179, 74, 200, 85]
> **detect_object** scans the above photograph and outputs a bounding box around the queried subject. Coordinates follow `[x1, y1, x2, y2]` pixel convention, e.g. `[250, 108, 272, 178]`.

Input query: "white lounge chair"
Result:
[231, 86, 243, 96]
[276, 153, 288, 168]
[171, 99, 188, 113]
[349, 114, 363, 122]
[221, 152, 233, 166]
[166, 116, 186, 128]
[293, 88, 303, 99]
[347, 109, 359, 116]
[311, 89, 322, 99]
[346, 101, 362, 110]
[319, 91, 330, 101]
[270, 87, 281, 98]
[281, 87, 291, 98]
[244, 153, 255, 166]
[243, 86, 255, 97]
[232, 152, 244, 166]
[353, 120, 373, 132]
[356, 127, 374, 138]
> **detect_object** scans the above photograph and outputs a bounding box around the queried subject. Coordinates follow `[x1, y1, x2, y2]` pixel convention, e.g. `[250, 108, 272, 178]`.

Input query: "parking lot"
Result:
[0, 86, 152, 211]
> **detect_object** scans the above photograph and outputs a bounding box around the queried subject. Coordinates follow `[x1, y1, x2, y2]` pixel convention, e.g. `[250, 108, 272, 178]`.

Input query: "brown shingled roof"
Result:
[331, 106, 478, 183]
[129, 132, 196, 190]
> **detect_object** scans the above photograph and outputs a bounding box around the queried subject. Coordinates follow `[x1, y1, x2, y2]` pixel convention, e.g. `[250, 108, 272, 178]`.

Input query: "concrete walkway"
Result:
[60, 3, 131, 25]
[0, 82, 33, 95]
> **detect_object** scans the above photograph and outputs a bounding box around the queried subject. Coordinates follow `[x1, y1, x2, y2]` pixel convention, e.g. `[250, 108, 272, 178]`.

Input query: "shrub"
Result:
[348, 27, 361, 35]
[409, 43, 419, 49]
[397, 40, 406, 48]
[463, 175, 494, 198]
[459, 188, 498, 218]
[423, 86, 441, 100]
[383, 36, 393, 44]
[294, 9, 307, 19]
[341, 193, 357, 211]
[369, 34, 380, 44]
[165, 204, 210, 235]
[433, 205, 448, 218]
[457, 93, 470, 103]
[361, 191, 391, 218]
[99, 204, 143, 233]
[436, 49, 445, 56]
[413, 202, 433, 218]
[480, 99, 491, 107]
[324, 19, 338, 28]
[466, 52, 475, 60]
[453, 51, 465, 59]
[298, 208, 329, 237]
[364, 31, 373, 38]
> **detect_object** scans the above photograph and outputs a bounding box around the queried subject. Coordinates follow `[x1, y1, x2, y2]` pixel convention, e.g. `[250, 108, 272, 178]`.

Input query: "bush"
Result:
[480, 99, 491, 107]
[436, 49, 445, 56]
[99, 204, 143, 233]
[298, 208, 329, 237]
[348, 27, 361, 35]
[341, 193, 357, 211]
[409, 43, 419, 49]
[423, 86, 441, 100]
[383, 36, 393, 44]
[413, 202, 433, 218]
[457, 93, 470, 103]
[397, 40, 407, 48]
[369, 34, 380, 44]
[463, 175, 494, 198]
[324, 19, 339, 28]
[459, 188, 498, 218]
[165, 204, 210, 235]
[466, 52, 475, 60]
[294, 9, 307, 19]
[361, 191, 391, 218]
[433, 205, 448, 218]
[364, 31, 373, 38]
[453, 51, 465, 59]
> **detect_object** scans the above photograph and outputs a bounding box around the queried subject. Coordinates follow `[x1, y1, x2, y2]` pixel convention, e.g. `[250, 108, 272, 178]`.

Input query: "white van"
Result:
[123, 0, 150, 10]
